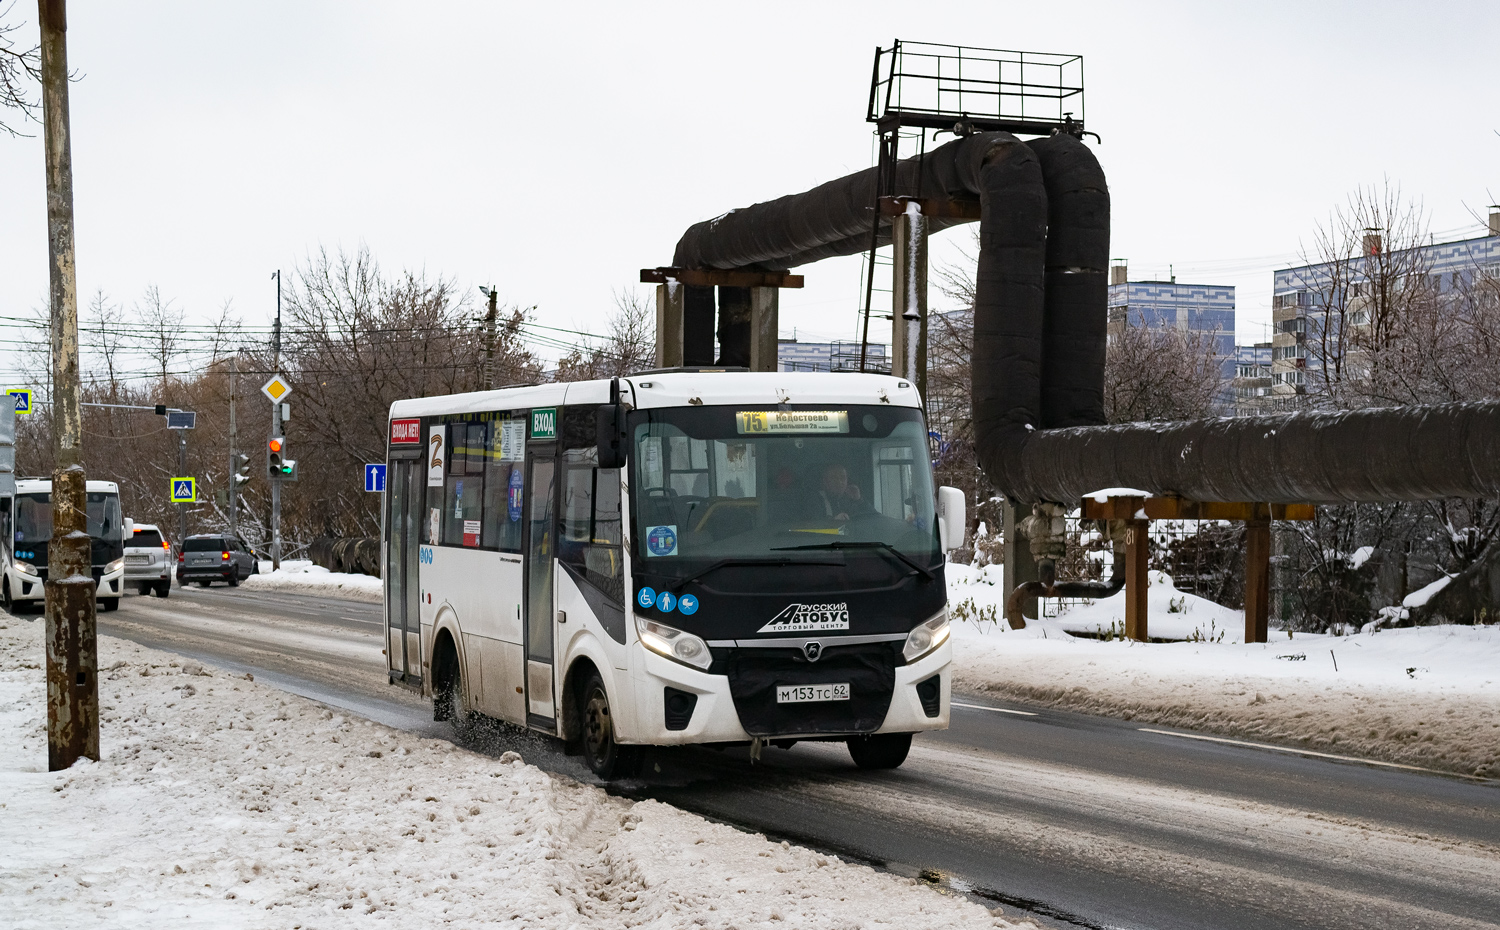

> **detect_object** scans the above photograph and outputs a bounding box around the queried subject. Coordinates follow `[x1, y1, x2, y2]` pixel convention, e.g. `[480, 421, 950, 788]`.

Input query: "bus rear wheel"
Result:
[580, 672, 640, 780]
[847, 732, 912, 770]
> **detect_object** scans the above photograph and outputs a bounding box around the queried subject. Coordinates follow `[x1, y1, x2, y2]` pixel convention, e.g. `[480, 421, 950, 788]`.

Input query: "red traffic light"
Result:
[268, 438, 284, 453]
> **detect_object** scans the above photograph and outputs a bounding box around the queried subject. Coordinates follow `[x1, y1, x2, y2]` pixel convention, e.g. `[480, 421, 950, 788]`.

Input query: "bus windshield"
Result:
[630, 404, 939, 574]
[13, 492, 122, 543]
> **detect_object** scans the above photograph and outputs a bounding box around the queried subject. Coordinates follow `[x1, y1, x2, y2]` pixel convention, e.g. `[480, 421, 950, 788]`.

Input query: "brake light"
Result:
[162, 541, 169, 550]
[221, 551, 231, 561]
[177, 552, 184, 562]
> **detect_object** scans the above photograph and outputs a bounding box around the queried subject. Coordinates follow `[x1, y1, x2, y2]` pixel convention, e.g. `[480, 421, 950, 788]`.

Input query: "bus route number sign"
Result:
[530, 407, 557, 441]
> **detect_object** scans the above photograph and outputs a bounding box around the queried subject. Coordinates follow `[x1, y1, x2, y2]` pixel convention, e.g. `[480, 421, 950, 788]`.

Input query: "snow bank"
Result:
[243, 559, 383, 604]
[0, 619, 1025, 929]
[948, 563, 1240, 642]
[946, 563, 1500, 778]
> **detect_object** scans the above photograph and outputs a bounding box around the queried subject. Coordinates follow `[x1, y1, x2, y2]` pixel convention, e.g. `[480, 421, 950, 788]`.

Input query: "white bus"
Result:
[1, 478, 127, 613]
[384, 370, 964, 778]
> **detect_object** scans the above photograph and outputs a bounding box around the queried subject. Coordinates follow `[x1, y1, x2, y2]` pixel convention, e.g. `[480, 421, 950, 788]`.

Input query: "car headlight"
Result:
[14, 560, 38, 577]
[903, 609, 950, 663]
[106, 558, 124, 574]
[635, 615, 713, 671]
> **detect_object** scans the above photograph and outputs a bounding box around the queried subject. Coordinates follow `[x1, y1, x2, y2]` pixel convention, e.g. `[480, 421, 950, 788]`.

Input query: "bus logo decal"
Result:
[758, 602, 850, 633]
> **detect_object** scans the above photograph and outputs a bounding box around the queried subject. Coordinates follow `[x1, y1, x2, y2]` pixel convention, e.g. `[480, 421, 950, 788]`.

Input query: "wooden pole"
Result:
[1244, 511, 1271, 643]
[40, 0, 99, 770]
[654, 283, 684, 368]
[1125, 519, 1149, 641]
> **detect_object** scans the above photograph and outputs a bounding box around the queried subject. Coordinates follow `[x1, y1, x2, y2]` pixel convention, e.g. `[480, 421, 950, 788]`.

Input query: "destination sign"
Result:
[735, 410, 849, 435]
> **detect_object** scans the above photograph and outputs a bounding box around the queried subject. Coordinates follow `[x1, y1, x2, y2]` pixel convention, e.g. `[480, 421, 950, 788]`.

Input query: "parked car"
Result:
[123, 522, 172, 597]
[176, 534, 258, 587]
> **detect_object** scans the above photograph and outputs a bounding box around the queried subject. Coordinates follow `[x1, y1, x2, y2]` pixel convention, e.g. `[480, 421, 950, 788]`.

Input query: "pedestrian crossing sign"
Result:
[7, 389, 32, 414]
[170, 477, 197, 503]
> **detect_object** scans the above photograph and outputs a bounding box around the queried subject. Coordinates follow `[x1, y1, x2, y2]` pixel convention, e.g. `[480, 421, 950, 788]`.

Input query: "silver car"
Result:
[177, 534, 259, 587]
[123, 522, 172, 598]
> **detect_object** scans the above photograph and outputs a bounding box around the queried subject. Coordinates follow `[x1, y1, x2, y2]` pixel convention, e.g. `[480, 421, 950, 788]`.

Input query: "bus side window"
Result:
[481, 417, 525, 552]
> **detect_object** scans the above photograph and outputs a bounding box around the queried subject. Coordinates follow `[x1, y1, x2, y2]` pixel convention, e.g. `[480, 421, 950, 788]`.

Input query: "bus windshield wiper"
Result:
[770, 541, 935, 582]
[669, 556, 842, 594]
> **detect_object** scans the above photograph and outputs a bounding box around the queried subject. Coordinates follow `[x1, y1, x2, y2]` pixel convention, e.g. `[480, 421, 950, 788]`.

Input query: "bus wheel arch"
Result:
[559, 657, 601, 754]
[430, 625, 466, 725]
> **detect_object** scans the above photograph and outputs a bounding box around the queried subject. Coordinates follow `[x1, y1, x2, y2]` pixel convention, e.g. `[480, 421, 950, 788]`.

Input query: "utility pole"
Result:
[39, 0, 99, 770]
[177, 431, 188, 543]
[480, 284, 498, 391]
[227, 356, 238, 537]
[270, 270, 282, 571]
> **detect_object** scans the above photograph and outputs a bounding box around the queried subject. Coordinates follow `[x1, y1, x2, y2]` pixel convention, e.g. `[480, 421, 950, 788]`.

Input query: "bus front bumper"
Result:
[626, 638, 951, 745]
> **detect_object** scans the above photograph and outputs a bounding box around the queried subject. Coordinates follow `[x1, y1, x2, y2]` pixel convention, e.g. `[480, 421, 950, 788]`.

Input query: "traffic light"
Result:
[268, 437, 287, 477]
[234, 452, 252, 486]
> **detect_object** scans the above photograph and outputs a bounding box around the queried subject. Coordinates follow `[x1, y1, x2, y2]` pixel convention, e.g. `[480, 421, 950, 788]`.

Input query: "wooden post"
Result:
[891, 206, 928, 392]
[716, 286, 751, 367]
[683, 285, 717, 366]
[655, 282, 684, 368]
[748, 286, 779, 372]
[39, 0, 100, 770]
[1244, 510, 1271, 644]
[1125, 519, 1149, 641]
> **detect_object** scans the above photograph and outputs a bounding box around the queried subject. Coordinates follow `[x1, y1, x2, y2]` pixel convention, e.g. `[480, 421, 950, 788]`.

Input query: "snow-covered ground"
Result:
[244, 559, 383, 604]
[0, 618, 1024, 929]
[946, 562, 1500, 778]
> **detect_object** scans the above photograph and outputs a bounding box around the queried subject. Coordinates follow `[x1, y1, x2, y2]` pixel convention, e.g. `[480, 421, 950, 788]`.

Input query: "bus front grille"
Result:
[723, 645, 897, 738]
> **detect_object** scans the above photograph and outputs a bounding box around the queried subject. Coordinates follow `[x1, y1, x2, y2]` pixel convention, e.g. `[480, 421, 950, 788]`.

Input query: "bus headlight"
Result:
[636, 615, 713, 671]
[105, 558, 124, 574]
[14, 560, 38, 577]
[903, 610, 950, 663]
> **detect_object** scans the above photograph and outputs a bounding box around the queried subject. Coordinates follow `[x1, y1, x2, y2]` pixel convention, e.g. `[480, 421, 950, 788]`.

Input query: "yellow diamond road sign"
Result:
[261, 375, 292, 403]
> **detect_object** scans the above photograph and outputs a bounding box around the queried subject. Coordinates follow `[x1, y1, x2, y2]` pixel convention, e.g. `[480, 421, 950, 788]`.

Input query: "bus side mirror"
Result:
[937, 486, 965, 552]
[596, 403, 627, 469]
[124, 518, 134, 540]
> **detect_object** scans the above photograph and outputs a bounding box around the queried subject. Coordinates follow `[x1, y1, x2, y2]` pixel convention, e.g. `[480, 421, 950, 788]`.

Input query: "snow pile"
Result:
[946, 563, 1500, 777]
[948, 563, 1241, 642]
[0, 619, 1025, 929]
[243, 559, 382, 604]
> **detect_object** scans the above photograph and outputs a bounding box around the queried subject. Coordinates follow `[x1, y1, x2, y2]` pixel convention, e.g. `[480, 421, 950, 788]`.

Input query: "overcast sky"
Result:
[2, 0, 1496, 379]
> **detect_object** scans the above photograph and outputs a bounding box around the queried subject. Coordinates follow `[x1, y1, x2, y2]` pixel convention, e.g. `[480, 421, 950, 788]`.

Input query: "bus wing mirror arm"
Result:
[596, 402, 627, 470]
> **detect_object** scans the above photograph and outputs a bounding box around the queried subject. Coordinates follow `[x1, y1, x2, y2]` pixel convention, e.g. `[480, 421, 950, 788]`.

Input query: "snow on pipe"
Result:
[670, 132, 1500, 505]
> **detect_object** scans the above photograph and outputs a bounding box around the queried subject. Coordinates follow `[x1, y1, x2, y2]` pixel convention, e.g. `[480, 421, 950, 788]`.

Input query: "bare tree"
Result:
[1103, 323, 1223, 423]
[136, 285, 186, 393]
[554, 288, 658, 381]
[0, 2, 40, 137]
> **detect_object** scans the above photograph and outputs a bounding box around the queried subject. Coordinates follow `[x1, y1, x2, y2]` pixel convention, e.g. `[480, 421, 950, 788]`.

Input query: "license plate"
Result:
[776, 683, 850, 704]
[125, 555, 149, 563]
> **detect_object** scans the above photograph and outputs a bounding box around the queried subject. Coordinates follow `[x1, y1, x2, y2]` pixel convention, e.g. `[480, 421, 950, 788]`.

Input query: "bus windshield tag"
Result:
[736, 411, 848, 434]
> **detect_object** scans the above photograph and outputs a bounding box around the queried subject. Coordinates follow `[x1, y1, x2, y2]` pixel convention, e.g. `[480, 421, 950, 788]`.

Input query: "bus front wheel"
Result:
[580, 672, 640, 780]
[847, 732, 912, 770]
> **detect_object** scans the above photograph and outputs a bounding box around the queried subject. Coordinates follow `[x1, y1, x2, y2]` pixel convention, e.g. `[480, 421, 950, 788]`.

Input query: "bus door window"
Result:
[559, 446, 623, 604]
[524, 447, 557, 720]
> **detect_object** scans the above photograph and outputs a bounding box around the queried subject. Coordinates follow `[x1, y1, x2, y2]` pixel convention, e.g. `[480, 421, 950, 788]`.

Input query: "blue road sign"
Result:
[364, 463, 387, 493]
[8, 389, 32, 414]
[170, 477, 197, 503]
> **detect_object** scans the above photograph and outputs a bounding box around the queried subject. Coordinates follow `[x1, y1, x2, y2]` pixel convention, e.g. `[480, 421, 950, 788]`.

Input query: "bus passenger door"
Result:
[523, 447, 558, 727]
[385, 458, 423, 686]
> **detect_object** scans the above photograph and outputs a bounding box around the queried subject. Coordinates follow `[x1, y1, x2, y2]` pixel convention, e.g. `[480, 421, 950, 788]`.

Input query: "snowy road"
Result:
[94, 586, 1500, 930]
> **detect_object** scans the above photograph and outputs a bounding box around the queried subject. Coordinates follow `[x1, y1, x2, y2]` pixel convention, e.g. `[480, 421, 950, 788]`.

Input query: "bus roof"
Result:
[13, 478, 120, 494]
[388, 371, 922, 420]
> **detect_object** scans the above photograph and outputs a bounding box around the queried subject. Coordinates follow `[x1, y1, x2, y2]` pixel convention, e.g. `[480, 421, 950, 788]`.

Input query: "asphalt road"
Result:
[71, 584, 1500, 930]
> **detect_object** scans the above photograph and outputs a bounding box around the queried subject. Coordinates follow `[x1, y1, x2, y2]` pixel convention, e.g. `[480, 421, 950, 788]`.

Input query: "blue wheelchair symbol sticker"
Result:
[637, 586, 656, 610]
